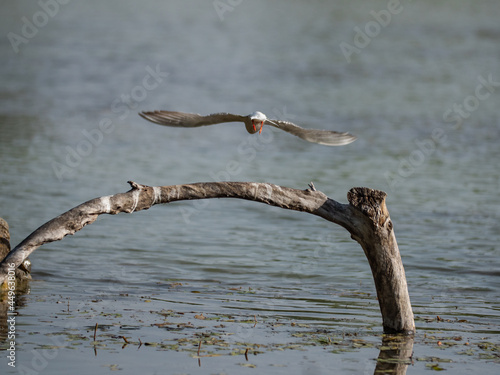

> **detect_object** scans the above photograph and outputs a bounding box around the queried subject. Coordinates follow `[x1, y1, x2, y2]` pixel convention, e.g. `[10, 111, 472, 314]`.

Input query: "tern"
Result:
[139, 110, 357, 146]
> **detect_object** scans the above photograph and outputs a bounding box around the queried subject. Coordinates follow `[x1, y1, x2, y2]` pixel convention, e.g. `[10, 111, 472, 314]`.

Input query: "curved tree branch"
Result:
[0, 181, 414, 334]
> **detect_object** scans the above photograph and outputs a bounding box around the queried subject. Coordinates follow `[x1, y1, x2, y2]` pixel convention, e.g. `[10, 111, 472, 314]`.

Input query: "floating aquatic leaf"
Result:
[104, 364, 121, 371]
[425, 363, 446, 371]
[192, 353, 222, 358]
[238, 363, 256, 368]
[417, 356, 452, 363]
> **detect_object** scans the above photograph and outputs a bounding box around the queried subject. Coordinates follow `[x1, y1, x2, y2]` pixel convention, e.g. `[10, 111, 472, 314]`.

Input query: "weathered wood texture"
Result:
[0, 218, 10, 262]
[347, 188, 414, 334]
[0, 217, 31, 282]
[0, 181, 414, 334]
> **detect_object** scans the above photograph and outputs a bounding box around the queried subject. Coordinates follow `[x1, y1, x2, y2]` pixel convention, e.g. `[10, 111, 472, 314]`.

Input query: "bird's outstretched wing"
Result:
[265, 119, 357, 146]
[139, 111, 246, 128]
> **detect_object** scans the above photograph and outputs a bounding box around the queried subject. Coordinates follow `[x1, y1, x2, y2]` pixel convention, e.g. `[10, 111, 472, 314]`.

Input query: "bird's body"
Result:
[139, 110, 357, 146]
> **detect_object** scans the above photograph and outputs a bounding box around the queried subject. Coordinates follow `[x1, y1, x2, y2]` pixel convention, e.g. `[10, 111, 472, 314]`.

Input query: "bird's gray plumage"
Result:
[263, 118, 356, 146]
[139, 110, 357, 146]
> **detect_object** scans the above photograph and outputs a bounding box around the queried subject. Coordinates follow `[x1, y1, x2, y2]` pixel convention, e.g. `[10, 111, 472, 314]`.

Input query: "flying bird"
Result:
[139, 110, 357, 146]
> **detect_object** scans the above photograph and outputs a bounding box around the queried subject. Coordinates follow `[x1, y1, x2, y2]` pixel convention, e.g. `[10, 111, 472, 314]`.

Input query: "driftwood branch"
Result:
[0, 218, 31, 282]
[0, 218, 10, 263]
[0, 181, 414, 334]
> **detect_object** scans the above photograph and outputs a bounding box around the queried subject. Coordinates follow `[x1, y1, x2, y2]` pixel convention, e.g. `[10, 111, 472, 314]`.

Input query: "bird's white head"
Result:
[249, 111, 267, 134]
[250, 111, 267, 122]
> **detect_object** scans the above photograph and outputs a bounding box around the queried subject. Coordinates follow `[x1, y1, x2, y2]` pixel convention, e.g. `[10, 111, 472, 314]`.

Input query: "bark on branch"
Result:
[0, 181, 414, 334]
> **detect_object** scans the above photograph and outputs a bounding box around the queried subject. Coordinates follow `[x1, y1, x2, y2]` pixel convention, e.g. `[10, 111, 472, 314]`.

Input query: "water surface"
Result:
[0, 0, 499, 373]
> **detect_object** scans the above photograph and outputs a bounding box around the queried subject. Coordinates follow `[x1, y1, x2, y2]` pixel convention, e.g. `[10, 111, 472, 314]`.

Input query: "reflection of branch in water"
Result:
[0, 295, 8, 342]
[0, 284, 29, 344]
[374, 335, 414, 375]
